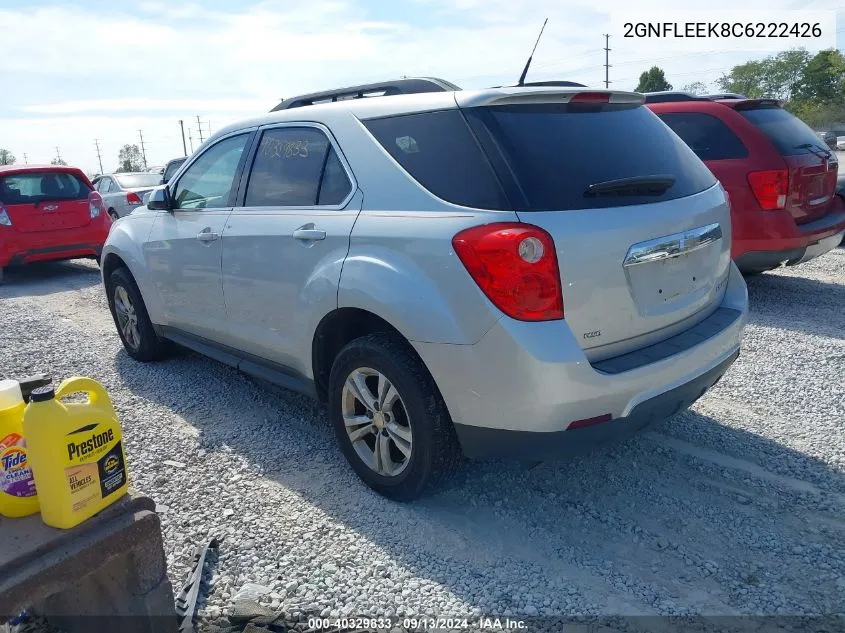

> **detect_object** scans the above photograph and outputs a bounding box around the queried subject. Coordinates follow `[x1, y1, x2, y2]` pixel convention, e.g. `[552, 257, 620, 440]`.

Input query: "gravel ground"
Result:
[1, 249, 844, 630]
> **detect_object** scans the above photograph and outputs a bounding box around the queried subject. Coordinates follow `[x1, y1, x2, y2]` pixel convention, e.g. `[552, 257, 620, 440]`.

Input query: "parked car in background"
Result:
[647, 94, 845, 274]
[160, 157, 187, 185]
[91, 172, 163, 220]
[146, 165, 165, 174]
[0, 165, 110, 283]
[817, 130, 838, 151]
[102, 79, 747, 499]
[837, 136, 845, 151]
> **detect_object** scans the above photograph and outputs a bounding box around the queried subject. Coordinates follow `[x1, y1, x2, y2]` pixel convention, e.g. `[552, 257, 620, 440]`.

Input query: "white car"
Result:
[837, 136, 845, 151]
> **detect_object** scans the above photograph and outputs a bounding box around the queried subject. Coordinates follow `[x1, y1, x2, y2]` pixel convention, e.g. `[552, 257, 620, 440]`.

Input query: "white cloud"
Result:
[1, 0, 842, 173]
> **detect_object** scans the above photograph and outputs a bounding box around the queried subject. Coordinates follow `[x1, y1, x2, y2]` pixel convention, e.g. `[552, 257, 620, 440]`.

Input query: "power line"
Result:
[603, 34, 611, 89]
[94, 139, 104, 174]
[138, 130, 148, 169]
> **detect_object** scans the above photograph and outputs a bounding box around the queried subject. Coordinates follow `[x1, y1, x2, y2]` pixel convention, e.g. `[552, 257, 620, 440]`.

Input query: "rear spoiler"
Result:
[731, 98, 782, 110]
[458, 88, 644, 108]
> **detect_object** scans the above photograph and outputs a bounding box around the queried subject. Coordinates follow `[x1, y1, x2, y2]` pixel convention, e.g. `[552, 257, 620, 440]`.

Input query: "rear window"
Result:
[740, 107, 829, 157]
[163, 159, 186, 183]
[0, 172, 90, 204]
[115, 173, 163, 189]
[464, 104, 717, 211]
[657, 113, 748, 161]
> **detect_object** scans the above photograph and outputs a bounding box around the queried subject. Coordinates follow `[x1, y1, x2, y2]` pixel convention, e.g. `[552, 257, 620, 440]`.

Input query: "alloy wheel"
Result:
[341, 367, 413, 477]
[113, 285, 141, 350]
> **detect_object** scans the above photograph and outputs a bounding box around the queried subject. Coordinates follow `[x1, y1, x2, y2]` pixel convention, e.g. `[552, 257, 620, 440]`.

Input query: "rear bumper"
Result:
[733, 207, 845, 272]
[455, 351, 737, 460]
[0, 226, 108, 268]
[413, 263, 748, 460]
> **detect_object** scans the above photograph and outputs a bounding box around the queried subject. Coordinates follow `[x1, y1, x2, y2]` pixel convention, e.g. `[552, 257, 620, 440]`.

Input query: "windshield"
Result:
[115, 173, 163, 189]
[0, 172, 90, 204]
[740, 107, 830, 157]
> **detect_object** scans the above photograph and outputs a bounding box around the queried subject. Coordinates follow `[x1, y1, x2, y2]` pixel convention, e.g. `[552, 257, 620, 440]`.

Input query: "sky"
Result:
[1, 0, 843, 175]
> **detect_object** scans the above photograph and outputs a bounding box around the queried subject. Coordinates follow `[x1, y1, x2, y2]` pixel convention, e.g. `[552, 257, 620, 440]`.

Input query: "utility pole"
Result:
[94, 140, 104, 173]
[138, 130, 148, 168]
[603, 34, 611, 89]
[23, 153, 28, 165]
[179, 120, 188, 156]
[188, 129, 194, 153]
[196, 115, 204, 144]
[55, 146, 63, 164]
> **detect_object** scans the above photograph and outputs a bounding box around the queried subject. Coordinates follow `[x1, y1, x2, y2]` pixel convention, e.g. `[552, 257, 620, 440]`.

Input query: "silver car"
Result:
[100, 81, 748, 499]
[92, 172, 163, 220]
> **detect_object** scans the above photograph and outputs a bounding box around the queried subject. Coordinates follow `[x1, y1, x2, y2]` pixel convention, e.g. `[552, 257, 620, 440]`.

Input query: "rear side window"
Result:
[464, 104, 717, 211]
[0, 172, 90, 204]
[163, 159, 186, 183]
[363, 110, 509, 209]
[244, 127, 352, 207]
[657, 113, 748, 161]
[740, 107, 828, 157]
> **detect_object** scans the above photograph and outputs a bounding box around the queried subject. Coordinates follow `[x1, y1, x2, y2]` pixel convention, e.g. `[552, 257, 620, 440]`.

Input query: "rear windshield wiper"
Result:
[584, 175, 676, 198]
[794, 143, 832, 159]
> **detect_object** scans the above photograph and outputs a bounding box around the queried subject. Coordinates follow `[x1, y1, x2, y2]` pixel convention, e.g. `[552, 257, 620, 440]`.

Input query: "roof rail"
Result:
[642, 91, 710, 103]
[270, 77, 461, 111]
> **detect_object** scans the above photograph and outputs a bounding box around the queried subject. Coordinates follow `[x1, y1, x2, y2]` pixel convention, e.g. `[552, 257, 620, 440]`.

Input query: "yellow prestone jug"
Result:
[23, 377, 128, 529]
[0, 379, 40, 518]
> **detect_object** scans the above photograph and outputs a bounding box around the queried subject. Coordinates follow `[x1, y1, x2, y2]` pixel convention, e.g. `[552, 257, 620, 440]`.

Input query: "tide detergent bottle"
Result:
[23, 377, 128, 529]
[0, 379, 40, 518]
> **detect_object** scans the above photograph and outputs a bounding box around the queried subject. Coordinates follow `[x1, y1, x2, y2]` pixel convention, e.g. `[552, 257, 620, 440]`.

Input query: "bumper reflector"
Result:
[566, 413, 613, 430]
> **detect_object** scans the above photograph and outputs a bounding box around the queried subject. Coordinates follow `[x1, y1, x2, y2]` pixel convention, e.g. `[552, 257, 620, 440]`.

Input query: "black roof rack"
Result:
[270, 77, 461, 111]
[642, 91, 711, 103]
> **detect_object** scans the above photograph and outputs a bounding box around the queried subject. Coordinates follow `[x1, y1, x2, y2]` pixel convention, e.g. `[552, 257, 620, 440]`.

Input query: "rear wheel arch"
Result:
[312, 308, 420, 403]
[101, 252, 130, 286]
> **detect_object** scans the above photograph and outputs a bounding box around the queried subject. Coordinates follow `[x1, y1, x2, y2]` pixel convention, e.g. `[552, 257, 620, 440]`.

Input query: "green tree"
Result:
[0, 149, 15, 165]
[794, 49, 845, 104]
[635, 66, 672, 92]
[50, 157, 67, 166]
[117, 144, 144, 172]
[765, 49, 811, 101]
[681, 81, 709, 95]
[717, 59, 768, 98]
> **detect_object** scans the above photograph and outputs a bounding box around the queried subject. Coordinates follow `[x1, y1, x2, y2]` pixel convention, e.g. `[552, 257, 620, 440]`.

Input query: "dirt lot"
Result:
[1, 249, 843, 626]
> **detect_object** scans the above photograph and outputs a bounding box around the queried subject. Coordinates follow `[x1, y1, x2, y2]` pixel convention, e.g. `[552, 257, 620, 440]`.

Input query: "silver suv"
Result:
[101, 79, 748, 500]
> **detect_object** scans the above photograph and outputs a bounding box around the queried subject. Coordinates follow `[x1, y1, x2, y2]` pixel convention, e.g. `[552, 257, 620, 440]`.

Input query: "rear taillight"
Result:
[88, 192, 105, 219]
[0, 206, 11, 227]
[747, 170, 788, 210]
[126, 192, 142, 205]
[452, 222, 563, 321]
[570, 92, 611, 103]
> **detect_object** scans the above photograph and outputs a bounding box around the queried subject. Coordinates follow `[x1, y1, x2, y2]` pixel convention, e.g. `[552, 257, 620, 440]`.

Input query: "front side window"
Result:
[172, 134, 249, 210]
[244, 127, 352, 207]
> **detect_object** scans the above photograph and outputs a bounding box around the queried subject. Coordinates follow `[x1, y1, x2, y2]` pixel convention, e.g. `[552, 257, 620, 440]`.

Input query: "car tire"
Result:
[328, 332, 462, 501]
[0, 267, 4, 285]
[108, 209, 119, 221]
[106, 267, 169, 362]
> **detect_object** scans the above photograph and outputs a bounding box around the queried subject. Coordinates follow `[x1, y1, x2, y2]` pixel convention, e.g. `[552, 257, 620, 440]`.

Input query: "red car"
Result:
[647, 95, 845, 274]
[0, 165, 110, 283]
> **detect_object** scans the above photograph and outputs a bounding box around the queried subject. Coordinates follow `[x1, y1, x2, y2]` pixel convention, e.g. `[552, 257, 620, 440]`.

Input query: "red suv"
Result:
[0, 165, 111, 283]
[647, 95, 845, 274]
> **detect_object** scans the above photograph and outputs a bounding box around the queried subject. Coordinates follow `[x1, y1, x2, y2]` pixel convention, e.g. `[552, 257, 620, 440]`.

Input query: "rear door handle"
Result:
[292, 228, 327, 241]
[196, 230, 220, 243]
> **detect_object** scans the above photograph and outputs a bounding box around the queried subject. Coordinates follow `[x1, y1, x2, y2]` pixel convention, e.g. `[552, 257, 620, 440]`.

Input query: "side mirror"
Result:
[147, 186, 172, 211]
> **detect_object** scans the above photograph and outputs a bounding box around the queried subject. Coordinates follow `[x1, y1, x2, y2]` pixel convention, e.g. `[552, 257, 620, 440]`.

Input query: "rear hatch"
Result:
[114, 173, 165, 209]
[737, 102, 839, 224]
[0, 171, 92, 233]
[455, 91, 731, 356]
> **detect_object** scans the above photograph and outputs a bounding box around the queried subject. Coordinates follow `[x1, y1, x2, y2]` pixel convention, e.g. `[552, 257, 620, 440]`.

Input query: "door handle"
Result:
[196, 230, 220, 243]
[292, 228, 327, 241]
